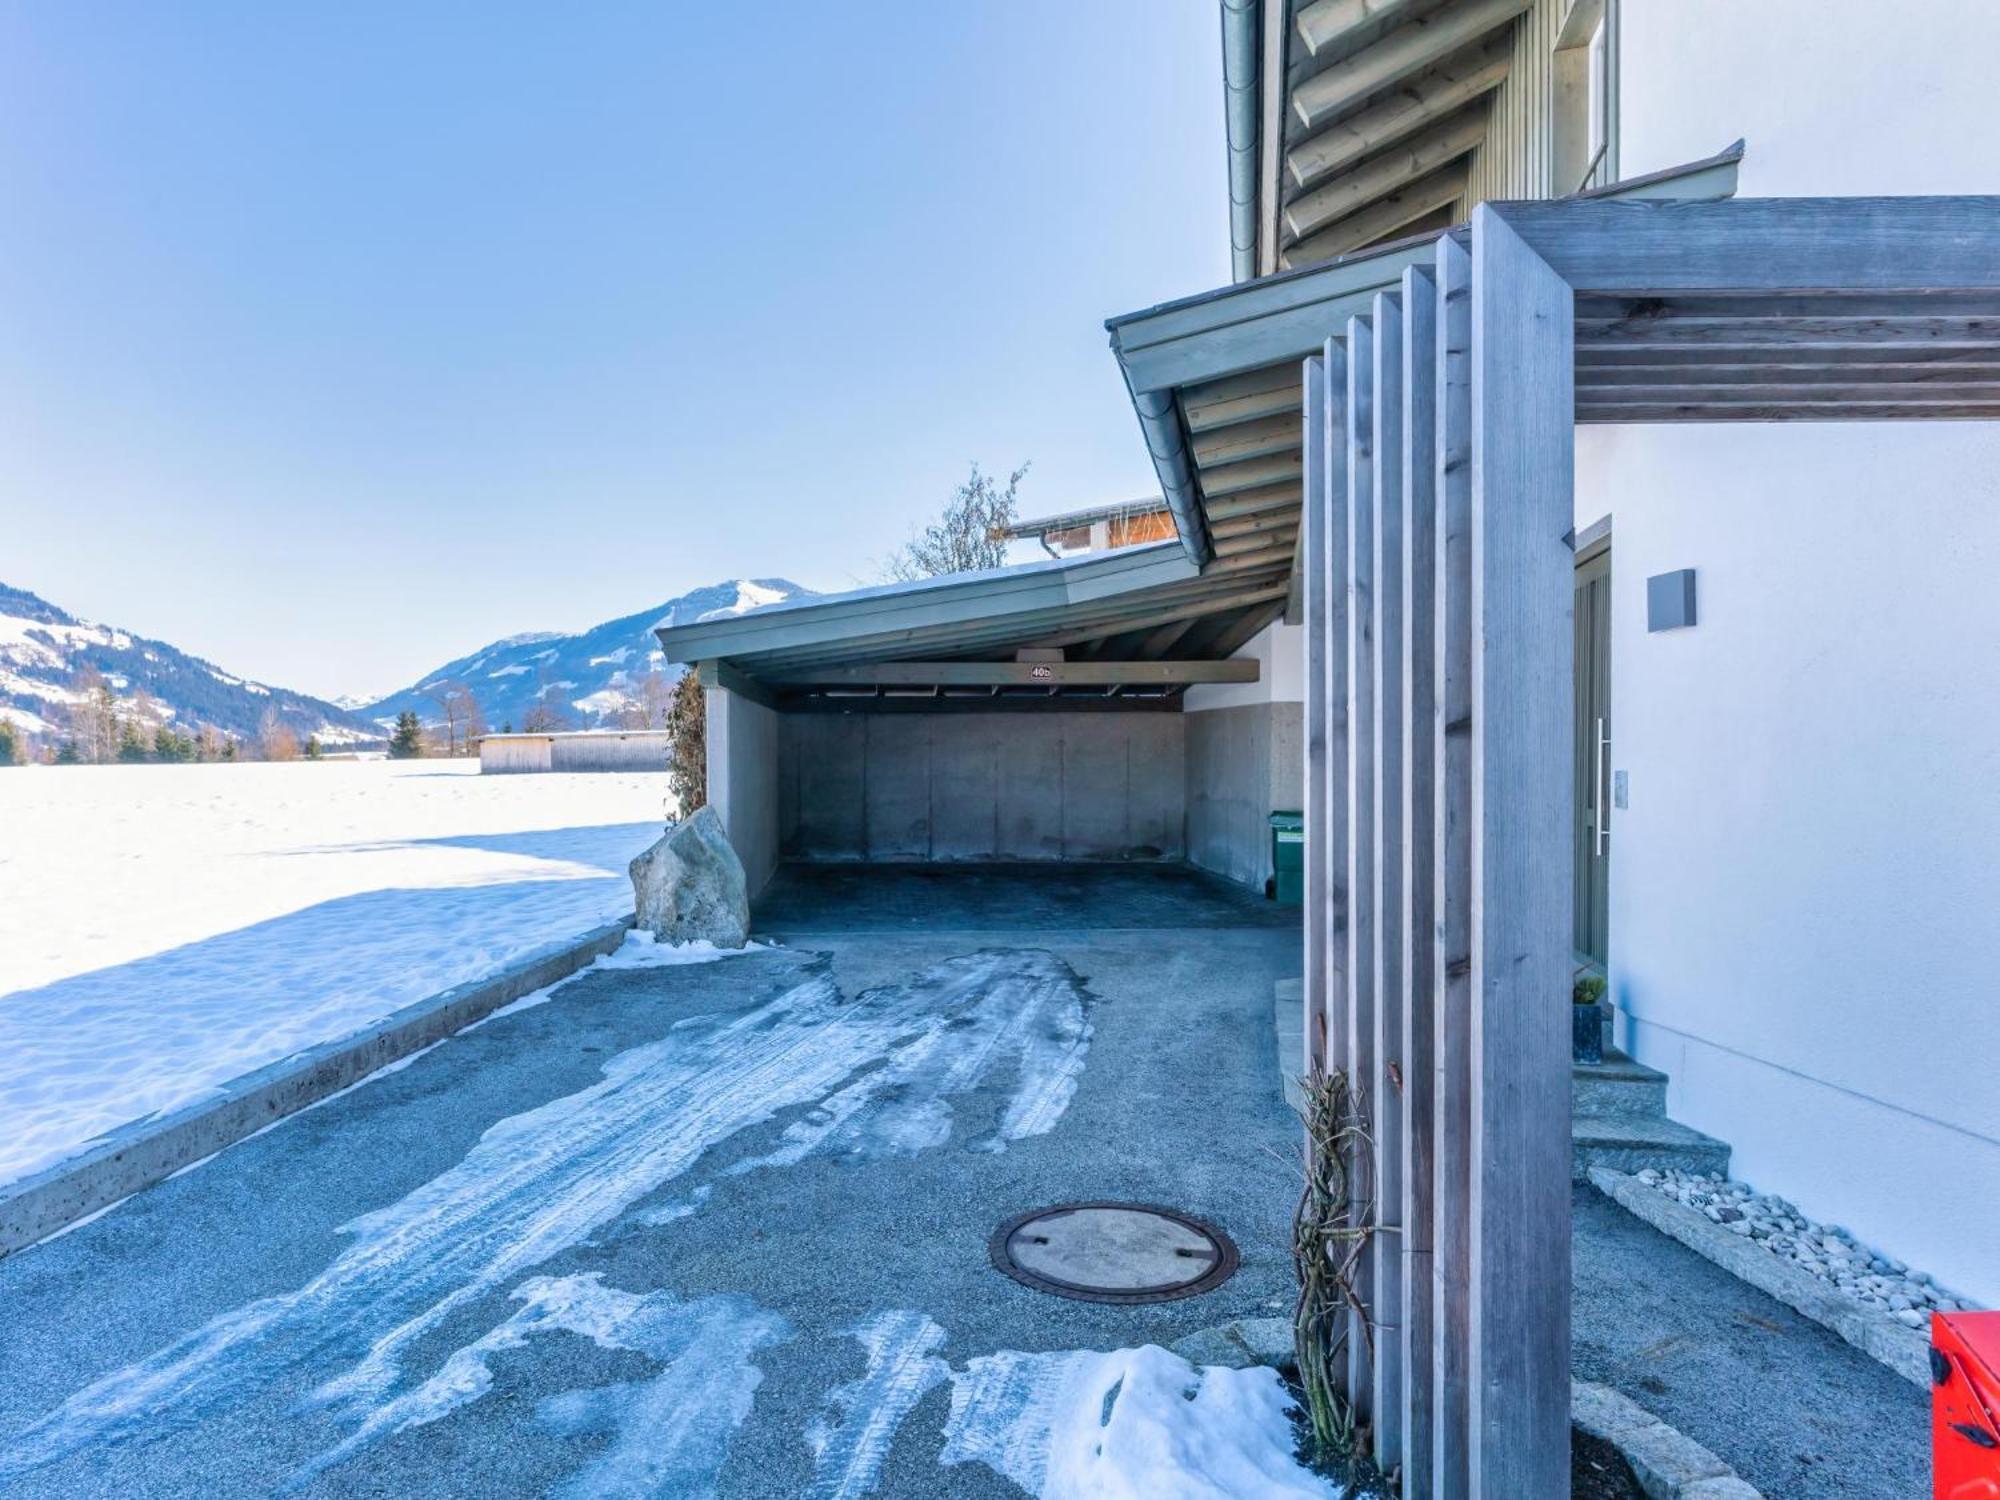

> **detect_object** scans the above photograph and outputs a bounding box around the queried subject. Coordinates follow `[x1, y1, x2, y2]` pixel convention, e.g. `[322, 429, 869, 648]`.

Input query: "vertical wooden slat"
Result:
[1303, 353, 1329, 1075]
[1399, 260, 1440, 1500]
[1369, 288, 1407, 1477]
[1321, 338, 1352, 1081]
[1432, 229, 1475, 1500]
[1467, 204, 1575, 1500]
[1343, 313, 1377, 1419]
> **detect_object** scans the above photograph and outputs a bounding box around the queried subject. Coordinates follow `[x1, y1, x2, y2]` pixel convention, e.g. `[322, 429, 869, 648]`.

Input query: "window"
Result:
[1554, 0, 1616, 194]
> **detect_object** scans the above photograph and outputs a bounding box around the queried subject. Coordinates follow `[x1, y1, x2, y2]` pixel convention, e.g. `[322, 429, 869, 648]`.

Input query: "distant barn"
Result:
[475, 730, 670, 774]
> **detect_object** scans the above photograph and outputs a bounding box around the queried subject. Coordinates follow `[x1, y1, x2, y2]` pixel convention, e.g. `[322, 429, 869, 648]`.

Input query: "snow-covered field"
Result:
[0, 759, 672, 1188]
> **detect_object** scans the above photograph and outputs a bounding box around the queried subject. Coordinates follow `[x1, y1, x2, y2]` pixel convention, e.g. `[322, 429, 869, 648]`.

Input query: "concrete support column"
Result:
[704, 684, 780, 899]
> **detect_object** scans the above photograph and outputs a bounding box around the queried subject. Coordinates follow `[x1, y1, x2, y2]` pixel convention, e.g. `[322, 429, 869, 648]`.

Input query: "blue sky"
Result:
[0, 4, 1225, 702]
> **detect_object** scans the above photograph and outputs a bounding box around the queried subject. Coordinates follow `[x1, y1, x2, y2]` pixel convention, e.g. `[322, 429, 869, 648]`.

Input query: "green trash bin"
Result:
[1269, 811, 1304, 904]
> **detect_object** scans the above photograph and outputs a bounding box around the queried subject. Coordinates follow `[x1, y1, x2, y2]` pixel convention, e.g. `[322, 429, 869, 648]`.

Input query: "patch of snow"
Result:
[942, 1344, 1337, 1500]
[0, 705, 53, 735]
[487, 664, 532, 678]
[695, 580, 793, 623]
[209, 667, 245, 687]
[571, 688, 632, 717]
[588, 647, 634, 667]
[294, 1273, 788, 1490]
[0, 761, 677, 1186]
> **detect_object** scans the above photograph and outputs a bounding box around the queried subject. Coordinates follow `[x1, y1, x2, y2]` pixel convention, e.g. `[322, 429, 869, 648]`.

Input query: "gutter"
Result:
[1222, 0, 1261, 285]
[1121, 362, 1214, 567]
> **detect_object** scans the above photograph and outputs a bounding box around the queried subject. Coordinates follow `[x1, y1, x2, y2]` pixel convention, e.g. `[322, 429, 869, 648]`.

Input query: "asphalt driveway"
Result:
[0, 864, 1303, 1499]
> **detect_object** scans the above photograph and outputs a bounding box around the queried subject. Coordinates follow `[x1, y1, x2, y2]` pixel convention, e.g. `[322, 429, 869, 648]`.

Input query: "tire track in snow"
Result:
[804, 1312, 948, 1500]
[0, 949, 1093, 1491]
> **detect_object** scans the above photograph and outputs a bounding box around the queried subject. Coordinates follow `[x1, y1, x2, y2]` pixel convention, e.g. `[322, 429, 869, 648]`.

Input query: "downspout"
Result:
[1222, 0, 1261, 285]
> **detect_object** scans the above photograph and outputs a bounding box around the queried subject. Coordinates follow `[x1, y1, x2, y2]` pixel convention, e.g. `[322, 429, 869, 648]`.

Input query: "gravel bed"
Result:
[1631, 1167, 1979, 1329]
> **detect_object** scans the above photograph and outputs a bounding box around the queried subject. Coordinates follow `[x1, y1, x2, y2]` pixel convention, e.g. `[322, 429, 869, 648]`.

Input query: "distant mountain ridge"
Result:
[0, 582, 381, 746]
[360, 578, 813, 731]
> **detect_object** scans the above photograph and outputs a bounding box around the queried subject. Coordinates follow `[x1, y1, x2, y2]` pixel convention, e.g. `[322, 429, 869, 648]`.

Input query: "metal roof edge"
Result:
[654, 542, 1200, 665]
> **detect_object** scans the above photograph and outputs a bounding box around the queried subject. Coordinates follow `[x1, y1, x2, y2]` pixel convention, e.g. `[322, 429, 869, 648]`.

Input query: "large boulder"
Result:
[629, 804, 750, 948]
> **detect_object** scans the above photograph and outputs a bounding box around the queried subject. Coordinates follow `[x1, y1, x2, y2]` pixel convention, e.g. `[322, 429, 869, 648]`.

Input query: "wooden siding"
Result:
[1461, 0, 1557, 206]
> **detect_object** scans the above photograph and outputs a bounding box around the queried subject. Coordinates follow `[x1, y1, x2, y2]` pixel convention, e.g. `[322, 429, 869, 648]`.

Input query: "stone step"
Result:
[1572, 1047, 1669, 1119]
[1573, 1113, 1731, 1182]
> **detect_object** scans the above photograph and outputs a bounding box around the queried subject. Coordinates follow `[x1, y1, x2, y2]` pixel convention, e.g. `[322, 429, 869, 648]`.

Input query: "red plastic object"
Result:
[1936, 1311, 2000, 1499]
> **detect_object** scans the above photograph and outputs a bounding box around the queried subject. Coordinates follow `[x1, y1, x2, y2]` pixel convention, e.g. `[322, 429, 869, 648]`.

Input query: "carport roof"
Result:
[654, 537, 1291, 698]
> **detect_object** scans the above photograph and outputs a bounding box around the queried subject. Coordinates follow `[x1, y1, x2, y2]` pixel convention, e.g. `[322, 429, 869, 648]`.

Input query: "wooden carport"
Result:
[1291, 193, 2000, 1496]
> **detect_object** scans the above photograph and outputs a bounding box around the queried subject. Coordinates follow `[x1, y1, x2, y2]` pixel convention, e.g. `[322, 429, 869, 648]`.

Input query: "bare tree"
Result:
[70, 670, 118, 764]
[884, 461, 1029, 581]
[522, 685, 571, 735]
[258, 706, 300, 761]
[429, 680, 480, 757]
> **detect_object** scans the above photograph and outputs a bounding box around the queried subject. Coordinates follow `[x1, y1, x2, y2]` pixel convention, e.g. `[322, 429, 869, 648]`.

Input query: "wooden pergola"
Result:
[1302, 193, 2000, 1496]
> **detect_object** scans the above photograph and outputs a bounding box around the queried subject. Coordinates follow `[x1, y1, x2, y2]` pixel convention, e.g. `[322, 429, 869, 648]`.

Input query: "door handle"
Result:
[1594, 717, 1610, 856]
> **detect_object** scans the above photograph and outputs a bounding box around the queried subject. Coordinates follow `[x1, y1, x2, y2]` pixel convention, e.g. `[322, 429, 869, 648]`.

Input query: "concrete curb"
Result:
[1588, 1166, 1929, 1389]
[0, 915, 636, 1260]
[1573, 1380, 1764, 1498]
[1169, 1315, 1295, 1371]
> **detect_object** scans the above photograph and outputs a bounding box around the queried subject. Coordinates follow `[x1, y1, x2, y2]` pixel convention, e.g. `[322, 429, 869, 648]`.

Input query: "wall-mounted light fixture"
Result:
[1646, 568, 1697, 632]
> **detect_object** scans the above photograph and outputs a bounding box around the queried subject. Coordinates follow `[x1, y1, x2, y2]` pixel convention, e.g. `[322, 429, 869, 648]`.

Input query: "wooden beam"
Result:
[1344, 311, 1378, 1422]
[1205, 481, 1303, 521]
[1296, 0, 1426, 56]
[1304, 351, 1333, 1076]
[1135, 614, 1199, 660]
[1576, 342, 2000, 370]
[1287, 164, 1470, 267]
[1368, 288, 1408, 1477]
[1493, 194, 2000, 295]
[1318, 327, 1353, 1098]
[1575, 399, 2000, 422]
[1288, 33, 1511, 191]
[1215, 524, 1299, 557]
[1286, 104, 1489, 241]
[1576, 360, 2000, 385]
[1397, 259, 1440, 1500]
[1209, 506, 1304, 541]
[1200, 450, 1306, 497]
[1206, 599, 1287, 659]
[1430, 230, 1474, 1500]
[1575, 380, 2000, 404]
[1181, 364, 1304, 432]
[1466, 205, 1573, 1498]
[1575, 316, 2000, 348]
[1028, 582, 1294, 650]
[1292, 0, 1528, 131]
[1191, 411, 1303, 467]
[766, 660, 1261, 688]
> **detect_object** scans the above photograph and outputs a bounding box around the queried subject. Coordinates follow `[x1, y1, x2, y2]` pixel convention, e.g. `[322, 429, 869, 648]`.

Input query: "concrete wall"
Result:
[1183, 622, 1306, 889]
[1569, 2, 2000, 1305]
[478, 737, 553, 774]
[477, 732, 670, 773]
[777, 712, 1185, 863]
[705, 687, 780, 897]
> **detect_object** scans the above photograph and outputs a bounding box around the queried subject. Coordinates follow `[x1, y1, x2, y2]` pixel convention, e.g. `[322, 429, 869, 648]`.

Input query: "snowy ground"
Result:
[0, 759, 671, 1188]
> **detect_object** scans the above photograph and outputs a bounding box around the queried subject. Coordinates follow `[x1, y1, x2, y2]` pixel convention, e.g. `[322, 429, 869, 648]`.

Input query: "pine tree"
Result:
[388, 710, 425, 760]
[305, 734, 323, 760]
[55, 739, 80, 764]
[0, 717, 20, 767]
[117, 716, 150, 762]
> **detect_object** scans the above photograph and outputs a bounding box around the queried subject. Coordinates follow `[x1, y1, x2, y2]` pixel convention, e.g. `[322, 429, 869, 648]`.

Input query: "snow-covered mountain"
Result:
[361, 578, 813, 732]
[0, 582, 382, 747]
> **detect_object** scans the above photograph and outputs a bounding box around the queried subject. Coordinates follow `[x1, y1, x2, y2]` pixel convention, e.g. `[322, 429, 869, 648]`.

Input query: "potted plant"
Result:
[1572, 965, 1607, 1065]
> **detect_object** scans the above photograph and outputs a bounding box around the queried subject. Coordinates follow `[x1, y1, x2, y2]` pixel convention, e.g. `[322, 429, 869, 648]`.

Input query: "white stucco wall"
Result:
[1575, 1, 2000, 1304]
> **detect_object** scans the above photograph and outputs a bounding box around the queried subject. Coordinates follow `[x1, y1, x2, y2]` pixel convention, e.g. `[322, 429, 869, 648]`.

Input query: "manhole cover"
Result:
[989, 1202, 1239, 1304]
